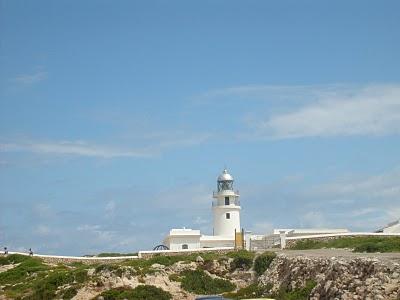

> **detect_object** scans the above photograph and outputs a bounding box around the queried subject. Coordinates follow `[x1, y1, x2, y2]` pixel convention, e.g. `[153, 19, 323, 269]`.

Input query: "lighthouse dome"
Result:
[218, 169, 233, 181]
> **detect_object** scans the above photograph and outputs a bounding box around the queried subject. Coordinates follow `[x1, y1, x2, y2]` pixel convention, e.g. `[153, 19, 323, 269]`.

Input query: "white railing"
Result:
[212, 198, 240, 207]
[212, 190, 240, 197]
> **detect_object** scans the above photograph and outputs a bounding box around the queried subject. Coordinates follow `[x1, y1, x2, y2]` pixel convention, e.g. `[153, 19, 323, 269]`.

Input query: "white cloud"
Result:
[251, 221, 274, 234]
[32, 203, 53, 219]
[305, 168, 400, 230]
[105, 200, 116, 218]
[310, 168, 400, 201]
[13, 71, 47, 85]
[196, 84, 345, 102]
[0, 140, 150, 158]
[300, 211, 328, 228]
[76, 224, 101, 231]
[0, 131, 210, 160]
[76, 224, 116, 242]
[256, 84, 400, 138]
[34, 225, 51, 236]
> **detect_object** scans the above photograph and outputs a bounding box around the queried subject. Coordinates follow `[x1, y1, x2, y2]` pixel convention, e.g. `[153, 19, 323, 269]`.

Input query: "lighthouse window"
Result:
[226, 213, 230, 219]
[225, 197, 229, 205]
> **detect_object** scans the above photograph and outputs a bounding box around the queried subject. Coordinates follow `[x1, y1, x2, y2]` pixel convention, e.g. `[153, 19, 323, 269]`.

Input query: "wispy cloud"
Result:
[0, 141, 150, 158]
[197, 83, 400, 139]
[195, 83, 357, 103]
[13, 70, 47, 85]
[254, 84, 400, 139]
[0, 131, 210, 159]
[303, 167, 400, 229]
[309, 167, 400, 201]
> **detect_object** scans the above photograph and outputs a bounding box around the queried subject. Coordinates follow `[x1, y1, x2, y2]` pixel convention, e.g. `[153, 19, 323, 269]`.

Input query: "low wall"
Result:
[138, 246, 234, 259]
[285, 232, 400, 249]
[1, 252, 139, 265]
[1, 247, 235, 264]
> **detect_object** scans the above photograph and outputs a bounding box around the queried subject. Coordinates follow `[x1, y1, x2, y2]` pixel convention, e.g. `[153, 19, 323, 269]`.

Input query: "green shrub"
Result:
[228, 250, 255, 271]
[74, 268, 88, 283]
[226, 250, 255, 260]
[28, 268, 88, 299]
[98, 285, 172, 300]
[0, 258, 89, 299]
[168, 273, 181, 282]
[0, 254, 32, 266]
[29, 271, 75, 299]
[223, 283, 266, 299]
[354, 242, 380, 253]
[0, 257, 47, 285]
[59, 287, 78, 299]
[93, 263, 127, 277]
[180, 269, 235, 294]
[254, 251, 276, 276]
[290, 239, 323, 250]
[276, 280, 316, 300]
[124, 252, 226, 272]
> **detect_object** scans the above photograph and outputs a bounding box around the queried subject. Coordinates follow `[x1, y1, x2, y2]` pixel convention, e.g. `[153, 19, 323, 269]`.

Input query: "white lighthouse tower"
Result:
[164, 168, 242, 250]
[212, 169, 241, 237]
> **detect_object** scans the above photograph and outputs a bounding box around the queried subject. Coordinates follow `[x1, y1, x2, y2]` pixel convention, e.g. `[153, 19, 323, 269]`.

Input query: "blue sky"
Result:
[1, 0, 400, 255]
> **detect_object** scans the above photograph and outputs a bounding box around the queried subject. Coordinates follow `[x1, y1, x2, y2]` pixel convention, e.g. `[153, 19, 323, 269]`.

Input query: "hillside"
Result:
[1, 248, 400, 300]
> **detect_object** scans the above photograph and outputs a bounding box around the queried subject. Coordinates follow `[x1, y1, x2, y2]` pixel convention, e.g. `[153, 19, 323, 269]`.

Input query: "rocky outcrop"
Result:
[74, 262, 199, 300]
[73, 257, 255, 300]
[259, 254, 400, 299]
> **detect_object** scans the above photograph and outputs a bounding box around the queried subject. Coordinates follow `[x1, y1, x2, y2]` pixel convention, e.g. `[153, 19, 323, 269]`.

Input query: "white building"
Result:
[162, 168, 354, 252]
[163, 169, 241, 250]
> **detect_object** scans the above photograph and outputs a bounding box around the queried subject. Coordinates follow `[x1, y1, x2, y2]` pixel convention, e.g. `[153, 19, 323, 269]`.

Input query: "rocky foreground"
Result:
[259, 253, 400, 300]
[1, 250, 400, 299]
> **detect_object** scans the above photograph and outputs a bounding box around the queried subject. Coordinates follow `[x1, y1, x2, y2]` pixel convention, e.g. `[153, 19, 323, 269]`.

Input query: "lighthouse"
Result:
[163, 168, 242, 250]
[212, 169, 241, 237]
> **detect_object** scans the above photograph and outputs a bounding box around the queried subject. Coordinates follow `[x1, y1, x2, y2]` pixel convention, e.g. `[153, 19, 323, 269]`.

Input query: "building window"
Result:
[182, 244, 188, 249]
[225, 196, 229, 205]
[226, 213, 230, 219]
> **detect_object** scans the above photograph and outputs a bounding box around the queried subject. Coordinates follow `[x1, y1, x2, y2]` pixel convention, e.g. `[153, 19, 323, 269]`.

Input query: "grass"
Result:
[254, 251, 277, 276]
[0, 251, 250, 299]
[168, 273, 181, 282]
[227, 250, 255, 271]
[27, 268, 88, 299]
[275, 280, 317, 300]
[290, 236, 400, 252]
[59, 287, 78, 299]
[97, 285, 172, 300]
[0, 254, 32, 266]
[180, 269, 235, 294]
[123, 252, 225, 275]
[0, 255, 91, 299]
[223, 283, 266, 299]
[0, 257, 48, 285]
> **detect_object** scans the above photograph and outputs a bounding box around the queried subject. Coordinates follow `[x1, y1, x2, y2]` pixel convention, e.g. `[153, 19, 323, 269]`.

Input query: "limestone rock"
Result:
[196, 255, 204, 263]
